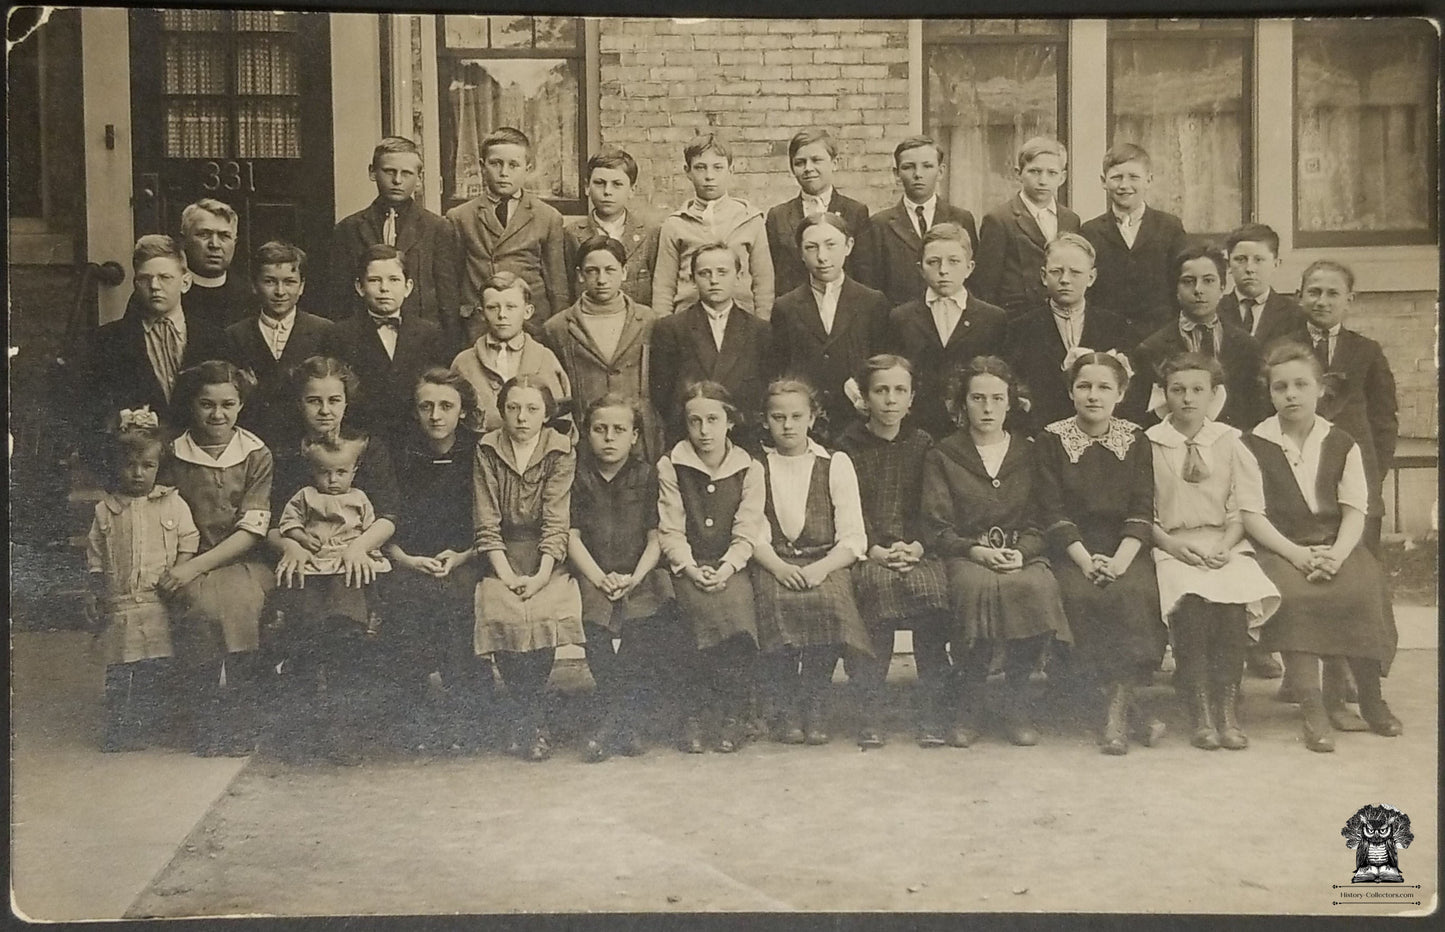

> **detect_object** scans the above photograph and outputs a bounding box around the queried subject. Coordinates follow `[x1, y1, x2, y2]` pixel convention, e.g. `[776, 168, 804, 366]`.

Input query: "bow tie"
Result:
[1308, 325, 1335, 341]
[370, 314, 401, 330]
[1179, 317, 1219, 333]
[486, 337, 523, 352]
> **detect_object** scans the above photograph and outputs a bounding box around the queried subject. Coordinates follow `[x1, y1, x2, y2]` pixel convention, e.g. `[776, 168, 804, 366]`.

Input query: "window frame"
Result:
[1105, 18, 1256, 237]
[920, 19, 1071, 206]
[434, 14, 589, 215]
[1291, 18, 1439, 248]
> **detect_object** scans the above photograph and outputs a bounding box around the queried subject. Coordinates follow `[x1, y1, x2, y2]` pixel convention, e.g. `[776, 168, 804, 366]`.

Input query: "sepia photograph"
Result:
[8, 3, 1439, 923]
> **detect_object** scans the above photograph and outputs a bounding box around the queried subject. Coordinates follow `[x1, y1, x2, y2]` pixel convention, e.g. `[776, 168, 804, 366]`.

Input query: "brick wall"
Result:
[1350, 291, 1438, 440]
[598, 18, 912, 217]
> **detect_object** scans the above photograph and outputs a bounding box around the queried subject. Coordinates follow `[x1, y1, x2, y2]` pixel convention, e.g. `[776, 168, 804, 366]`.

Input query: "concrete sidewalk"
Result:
[9, 605, 1440, 920]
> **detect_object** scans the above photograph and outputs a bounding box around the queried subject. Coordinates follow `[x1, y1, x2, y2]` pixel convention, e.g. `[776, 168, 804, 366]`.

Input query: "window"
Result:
[923, 20, 1067, 215]
[437, 15, 585, 213]
[1294, 18, 1438, 246]
[1108, 19, 1252, 234]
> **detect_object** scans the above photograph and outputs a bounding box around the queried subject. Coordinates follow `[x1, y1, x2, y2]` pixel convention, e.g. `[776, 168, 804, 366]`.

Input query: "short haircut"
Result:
[1017, 135, 1067, 170]
[1300, 258, 1356, 293]
[302, 432, 369, 468]
[794, 211, 852, 250]
[1159, 351, 1226, 389]
[1067, 350, 1131, 392]
[133, 234, 188, 272]
[1224, 223, 1281, 258]
[947, 355, 1022, 429]
[1044, 232, 1096, 266]
[1263, 340, 1325, 382]
[765, 376, 822, 418]
[253, 240, 307, 280]
[109, 420, 166, 492]
[1102, 143, 1151, 174]
[170, 359, 258, 426]
[482, 270, 533, 302]
[290, 355, 361, 406]
[921, 222, 973, 260]
[356, 243, 409, 282]
[582, 391, 643, 431]
[856, 353, 915, 393]
[573, 234, 628, 273]
[497, 374, 558, 420]
[415, 365, 478, 417]
[480, 126, 531, 160]
[690, 242, 742, 277]
[684, 133, 731, 167]
[678, 379, 738, 423]
[180, 198, 238, 236]
[1170, 242, 1228, 286]
[586, 148, 639, 185]
[893, 134, 943, 166]
[788, 129, 838, 162]
[370, 135, 422, 168]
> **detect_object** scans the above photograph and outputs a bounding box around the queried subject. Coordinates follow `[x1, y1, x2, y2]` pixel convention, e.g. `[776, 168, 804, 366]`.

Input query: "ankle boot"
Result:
[1128, 692, 1166, 747]
[803, 690, 829, 745]
[1351, 661, 1403, 737]
[1214, 682, 1248, 750]
[1189, 687, 1220, 750]
[680, 716, 706, 754]
[1001, 674, 1039, 747]
[1300, 689, 1335, 752]
[946, 674, 983, 748]
[1323, 658, 1369, 731]
[1100, 682, 1129, 755]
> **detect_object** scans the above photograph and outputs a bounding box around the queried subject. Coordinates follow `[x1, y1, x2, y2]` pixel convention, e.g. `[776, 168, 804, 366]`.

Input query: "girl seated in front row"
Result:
[86, 409, 200, 751]
[752, 378, 870, 746]
[1241, 342, 1401, 752]
[1146, 352, 1279, 752]
[657, 381, 765, 754]
[472, 375, 584, 763]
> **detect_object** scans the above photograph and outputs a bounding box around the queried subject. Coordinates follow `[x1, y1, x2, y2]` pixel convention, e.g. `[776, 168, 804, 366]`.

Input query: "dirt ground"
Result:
[114, 652, 1438, 919]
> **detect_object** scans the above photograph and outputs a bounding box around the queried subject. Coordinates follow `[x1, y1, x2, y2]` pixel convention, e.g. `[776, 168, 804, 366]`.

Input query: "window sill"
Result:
[1282, 245, 1440, 293]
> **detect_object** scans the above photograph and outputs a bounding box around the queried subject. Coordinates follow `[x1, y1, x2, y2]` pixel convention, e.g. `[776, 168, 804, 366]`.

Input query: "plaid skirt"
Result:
[851, 557, 950, 628]
[753, 559, 872, 657]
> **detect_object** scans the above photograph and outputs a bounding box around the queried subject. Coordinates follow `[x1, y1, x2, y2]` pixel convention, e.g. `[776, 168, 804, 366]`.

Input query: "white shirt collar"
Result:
[1234, 287, 1271, 305]
[666, 438, 756, 481]
[811, 276, 844, 299]
[1252, 414, 1333, 454]
[190, 271, 227, 289]
[143, 306, 187, 334]
[1019, 193, 1057, 221]
[702, 300, 734, 322]
[1308, 322, 1343, 339]
[766, 439, 831, 460]
[1112, 202, 1147, 228]
[258, 309, 296, 332]
[171, 427, 267, 469]
[925, 287, 967, 310]
[592, 210, 627, 239]
[1049, 298, 1085, 319]
[801, 188, 833, 213]
[903, 193, 938, 214]
[1145, 418, 1234, 449]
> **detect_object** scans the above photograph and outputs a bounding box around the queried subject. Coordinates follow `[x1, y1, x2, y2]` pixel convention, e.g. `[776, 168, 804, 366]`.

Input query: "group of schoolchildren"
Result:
[84, 123, 1404, 767]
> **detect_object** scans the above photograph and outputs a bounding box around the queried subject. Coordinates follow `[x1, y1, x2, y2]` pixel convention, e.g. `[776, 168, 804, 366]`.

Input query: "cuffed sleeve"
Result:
[1123, 431, 1156, 542]
[827, 451, 867, 562]
[656, 456, 697, 572]
[472, 445, 505, 554]
[538, 446, 575, 562]
[1229, 432, 1266, 518]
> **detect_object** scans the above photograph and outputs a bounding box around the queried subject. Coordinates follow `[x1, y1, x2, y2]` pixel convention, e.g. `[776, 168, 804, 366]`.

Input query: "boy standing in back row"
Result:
[765, 130, 871, 299]
[563, 148, 659, 308]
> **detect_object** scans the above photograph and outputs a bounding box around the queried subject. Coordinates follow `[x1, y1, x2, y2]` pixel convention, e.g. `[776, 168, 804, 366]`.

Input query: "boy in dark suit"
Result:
[1125, 243, 1265, 431]
[564, 148, 659, 308]
[765, 130, 871, 299]
[225, 241, 338, 449]
[884, 223, 1007, 441]
[1219, 223, 1305, 348]
[1080, 143, 1189, 344]
[971, 136, 1082, 316]
[447, 126, 568, 342]
[89, 235, 229, 449]
[329, 136, 462, 350]
[857, 135, 979, 310]
[651, 243, 774, 447]
[331, 245, 447, 451]
[1005, 233, 1130, 435]
[771, 212, 890, 442]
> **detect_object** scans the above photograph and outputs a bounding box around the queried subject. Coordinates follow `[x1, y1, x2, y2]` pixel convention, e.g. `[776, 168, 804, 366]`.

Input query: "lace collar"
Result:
[1045, 417, 1138, 464]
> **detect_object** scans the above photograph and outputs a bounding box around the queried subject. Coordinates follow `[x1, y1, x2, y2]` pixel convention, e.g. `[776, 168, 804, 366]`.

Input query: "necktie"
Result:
[1195, 324, 1215, 357]
[495, 197, 509, 229]
[1239, 298, 1255, 333]
[158, 319, 182, 398]
[382, 208, 397, 247]
[1182, 440, 1210, 484]
[915, 205, 928, 238]
[1313, 333, 1330, 367]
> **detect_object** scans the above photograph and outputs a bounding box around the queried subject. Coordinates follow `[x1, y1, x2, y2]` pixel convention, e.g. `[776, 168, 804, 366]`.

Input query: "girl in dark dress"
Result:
[921, 356, 1071, 746]
[751, 378, 870, 746]
[1035, 350, 1167, 755]
[1242, 342, 1401, 752]
[835, 355, 953, 749]
[657, 381, 766, 754]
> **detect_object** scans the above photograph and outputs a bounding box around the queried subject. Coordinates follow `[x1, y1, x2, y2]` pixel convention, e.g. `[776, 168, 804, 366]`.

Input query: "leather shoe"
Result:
[856, 727, 885, 749]
[1361, 701, 1403, 737]
[680, 717, 705, 754]
[615, 729, 647, 757]
[525, 730, 552, 762]
[947, 723, 980, 748]
[583, 736, 610, 763]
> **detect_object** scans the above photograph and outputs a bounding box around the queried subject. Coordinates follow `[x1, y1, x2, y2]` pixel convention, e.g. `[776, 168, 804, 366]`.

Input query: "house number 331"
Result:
[201, 160, 256, 192]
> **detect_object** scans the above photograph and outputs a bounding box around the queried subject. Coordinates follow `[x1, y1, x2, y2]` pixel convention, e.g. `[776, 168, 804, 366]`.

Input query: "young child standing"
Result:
[1241, 343, 1402, 751]
[971, 136, 1082, 316]
[1146, 353, 1280, 751]
[447, 127, 569, 340]
[86, 409, 200, 751]
[765, 129, 871, 299]
[657, 381, 766, 753]
[330, 136, 462, 348]
[1034, 351, 1168, 755]
[1219, 223, 1305, 347]
[564, 148, 659, 307]
[472, 376, 584, 762]
[835, 355, 954, 748]
[653, 134, 775, 319]
[568, 394, 677, 762]
[159, 361, 275, 756]
[452, 272, 571, 435]
[751, 379, 869, 745]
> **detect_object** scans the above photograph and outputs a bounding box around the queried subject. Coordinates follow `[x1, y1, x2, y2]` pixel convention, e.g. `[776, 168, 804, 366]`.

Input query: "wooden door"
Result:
[128, 9, 334, 267]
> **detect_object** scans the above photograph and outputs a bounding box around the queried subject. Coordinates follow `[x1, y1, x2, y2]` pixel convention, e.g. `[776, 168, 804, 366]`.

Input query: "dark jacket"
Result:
[88, 307, 229, 439]
[970, 195, 1082, 314]
[224, 311, 339, 450]
[1218, 290, 1306, 349]
[446, 190, 568, 336]
[856, 200, 979, 310]
[1004, 302, 1131, 435]
[884, 291, 1009, 441]
[1125, 317, 1266, 431]
[563, 211, 661, 308]
[1080, 207, 1189, 342]
[650, 302, 773, 445]
[330, 311, 448, 448]
[764, 189, 872, 300]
